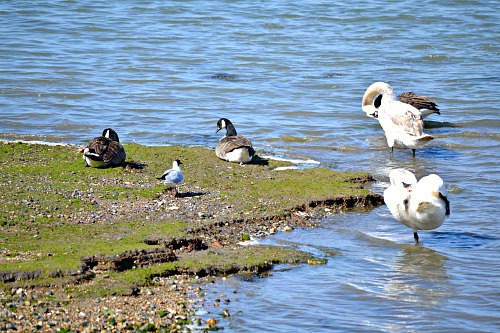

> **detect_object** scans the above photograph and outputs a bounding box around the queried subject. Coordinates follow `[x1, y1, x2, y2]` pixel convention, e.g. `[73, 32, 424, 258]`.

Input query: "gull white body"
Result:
[158, 160, 184, 188]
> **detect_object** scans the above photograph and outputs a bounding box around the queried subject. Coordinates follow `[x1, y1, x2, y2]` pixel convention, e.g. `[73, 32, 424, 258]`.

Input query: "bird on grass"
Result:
[216, 118, 255, 164]
[361, 82, 433, 157]
[157, 159, 184, 197]
[82, 128, 126, 168]
[383, 168, 450, 244]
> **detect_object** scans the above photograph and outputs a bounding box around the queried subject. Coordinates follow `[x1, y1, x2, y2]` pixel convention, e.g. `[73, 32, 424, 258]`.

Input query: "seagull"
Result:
[83, 128, 126, 168]
[216, 118, 255, 164]
[383, 169, 450, 244]
[370, 92, 440, 119]
[361, 82, 434, 157]
[157, 159, 184, 197]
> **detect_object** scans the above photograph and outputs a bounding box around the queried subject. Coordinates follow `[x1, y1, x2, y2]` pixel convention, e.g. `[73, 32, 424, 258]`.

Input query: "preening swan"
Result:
[362, 91, 441, 119]
[82, 128, 126, 168]
[216, 118, 255, 164]
[373, 91, 441, 118]
[383, 169, 450, 244]
[362, 82, 433, 157]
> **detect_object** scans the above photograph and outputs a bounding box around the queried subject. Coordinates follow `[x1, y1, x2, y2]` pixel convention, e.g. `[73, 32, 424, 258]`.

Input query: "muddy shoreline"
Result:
[0, 141, 383, 331]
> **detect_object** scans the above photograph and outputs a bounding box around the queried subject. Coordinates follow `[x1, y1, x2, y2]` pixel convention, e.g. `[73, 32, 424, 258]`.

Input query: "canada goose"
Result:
[384, 169, 450, 244]
[83, 128, 126, 168]
[216, 118, 255, 164]
[157, 159, 184, 197]
[362, 82, 433, 157]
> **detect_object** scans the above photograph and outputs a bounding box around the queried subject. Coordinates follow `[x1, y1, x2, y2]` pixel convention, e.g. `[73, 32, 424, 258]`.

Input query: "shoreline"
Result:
[0, 141, 383, 331]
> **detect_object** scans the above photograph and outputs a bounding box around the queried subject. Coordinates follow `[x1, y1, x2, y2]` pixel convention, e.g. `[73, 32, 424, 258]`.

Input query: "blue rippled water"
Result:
[1, 1, 499, 332]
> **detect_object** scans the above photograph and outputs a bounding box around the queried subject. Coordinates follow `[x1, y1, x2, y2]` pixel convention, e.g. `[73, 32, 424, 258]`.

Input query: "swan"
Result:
[83, 128, 126, 168]
[369, 92, 440, 119]
[157, 159, 184, 197]
[362, 84, 440, 119]
[216, 118, 255, 164]
[362, 82, 434, 157]
[383, 169, 450, 244]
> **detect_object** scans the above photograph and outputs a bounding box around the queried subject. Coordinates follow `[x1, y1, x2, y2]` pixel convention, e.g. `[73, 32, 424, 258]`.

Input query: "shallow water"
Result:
[1, 1, 499, 332]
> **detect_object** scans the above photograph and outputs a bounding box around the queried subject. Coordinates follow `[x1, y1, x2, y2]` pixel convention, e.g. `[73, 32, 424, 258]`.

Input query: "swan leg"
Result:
[413, 232, 419, 244]
[412, 149, 416, 158]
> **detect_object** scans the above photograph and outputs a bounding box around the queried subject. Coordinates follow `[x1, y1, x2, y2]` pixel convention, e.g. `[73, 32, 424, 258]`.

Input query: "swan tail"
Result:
[416, 134, 434, 143]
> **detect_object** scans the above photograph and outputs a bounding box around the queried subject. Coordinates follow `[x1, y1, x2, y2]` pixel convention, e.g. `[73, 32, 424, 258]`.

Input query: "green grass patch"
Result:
[0, 141, 380, 291]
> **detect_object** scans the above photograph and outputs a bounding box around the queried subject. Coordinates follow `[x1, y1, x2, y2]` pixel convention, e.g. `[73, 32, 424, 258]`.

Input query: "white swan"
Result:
[82, 128, 126, 168]
[365, 91, 440, 119]
[383, 169, 450, 243]
[216, 118, 255, 164]
[157, 159, 184, 197]
[384, 92, 439, 118]
[362, 82, 434, 157]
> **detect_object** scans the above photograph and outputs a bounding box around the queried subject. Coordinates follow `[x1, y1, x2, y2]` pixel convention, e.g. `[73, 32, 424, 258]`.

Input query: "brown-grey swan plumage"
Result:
[362, 82, 433, 157]
[363, 88, 440, 119]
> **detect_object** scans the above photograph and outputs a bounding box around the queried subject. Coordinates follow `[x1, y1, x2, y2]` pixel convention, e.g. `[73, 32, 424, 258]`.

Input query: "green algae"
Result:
[0, 141, 382, 292]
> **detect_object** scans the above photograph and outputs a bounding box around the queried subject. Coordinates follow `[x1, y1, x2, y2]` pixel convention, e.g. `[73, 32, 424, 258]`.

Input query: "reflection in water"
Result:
[384, 245, 451, 306]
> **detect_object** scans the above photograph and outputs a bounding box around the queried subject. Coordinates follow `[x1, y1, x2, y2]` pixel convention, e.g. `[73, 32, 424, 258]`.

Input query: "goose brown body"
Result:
[215, 118, 255, 164]
[83, 128, 126, 168]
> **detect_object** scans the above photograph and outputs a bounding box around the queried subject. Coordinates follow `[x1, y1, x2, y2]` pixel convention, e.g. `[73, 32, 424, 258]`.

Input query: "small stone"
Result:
[6, 323, 17, 331]
[283, 226, 294, 232]
[206, 317, 218, 326]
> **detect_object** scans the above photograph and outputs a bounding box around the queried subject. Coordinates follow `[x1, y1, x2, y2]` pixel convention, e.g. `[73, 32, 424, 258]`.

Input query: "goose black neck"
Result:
[225, 123, 237, 136]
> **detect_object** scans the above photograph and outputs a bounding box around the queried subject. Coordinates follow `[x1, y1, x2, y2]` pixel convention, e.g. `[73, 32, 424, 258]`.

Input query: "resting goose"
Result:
[83, 128, 126, 168]
[216, 118, 255, 164]
[157, 159, 184, 197]
[383, 169, 450, 244]
[362, 82, 434, 157]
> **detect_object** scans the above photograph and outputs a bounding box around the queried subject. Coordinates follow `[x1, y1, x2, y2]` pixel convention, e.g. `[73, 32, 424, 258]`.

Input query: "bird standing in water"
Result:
[384, 168, 450, 244]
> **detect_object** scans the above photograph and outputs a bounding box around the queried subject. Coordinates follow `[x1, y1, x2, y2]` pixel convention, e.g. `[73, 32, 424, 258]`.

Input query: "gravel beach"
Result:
[0, 142, 383, 332]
